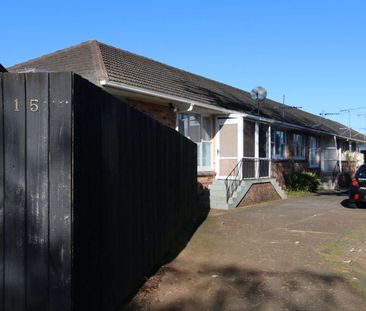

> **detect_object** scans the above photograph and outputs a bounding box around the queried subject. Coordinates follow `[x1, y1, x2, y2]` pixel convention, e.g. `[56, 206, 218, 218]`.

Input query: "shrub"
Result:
[285, 171, 320, 192]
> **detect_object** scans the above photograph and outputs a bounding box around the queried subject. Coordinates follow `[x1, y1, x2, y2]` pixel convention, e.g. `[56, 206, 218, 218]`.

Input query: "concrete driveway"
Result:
[125, 192, 366, 311]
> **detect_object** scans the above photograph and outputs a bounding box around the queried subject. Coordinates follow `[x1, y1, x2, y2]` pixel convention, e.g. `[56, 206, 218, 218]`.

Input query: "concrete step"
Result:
[209, 197, 227, 205]
[209, 202, 229, 209]
[208, 184, 226, 191]
[209, 178, 287, 209]
[209, 191, 228, 199]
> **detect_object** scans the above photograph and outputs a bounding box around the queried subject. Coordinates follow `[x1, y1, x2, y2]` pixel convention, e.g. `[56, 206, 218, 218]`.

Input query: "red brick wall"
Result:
[271, 130, 321, 187]
[238, 182, 280, 207]
[271, 160, 312, 187]
[197, 172, 216, 192]
[127, 99, 176, 129]
[272, 160, 321, 188]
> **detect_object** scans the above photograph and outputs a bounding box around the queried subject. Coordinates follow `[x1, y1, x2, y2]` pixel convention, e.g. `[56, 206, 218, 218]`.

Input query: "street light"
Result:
[250, 86, 267, 116]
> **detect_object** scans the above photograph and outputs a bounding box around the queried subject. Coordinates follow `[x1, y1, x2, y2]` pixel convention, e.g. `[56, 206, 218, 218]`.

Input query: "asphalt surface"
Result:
[125, 192, 366, 311]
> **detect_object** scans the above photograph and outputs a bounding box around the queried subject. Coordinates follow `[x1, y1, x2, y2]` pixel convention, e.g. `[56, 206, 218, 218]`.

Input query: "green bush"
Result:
[285, 172, 320, 192]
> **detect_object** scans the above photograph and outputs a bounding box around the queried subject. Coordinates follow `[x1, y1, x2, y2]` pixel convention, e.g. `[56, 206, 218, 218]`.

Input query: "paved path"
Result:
[126, 193, 366, 311]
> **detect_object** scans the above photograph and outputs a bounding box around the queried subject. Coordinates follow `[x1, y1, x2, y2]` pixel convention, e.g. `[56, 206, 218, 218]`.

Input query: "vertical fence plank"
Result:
[72, 75, 102, 310]
[3, 73, 26, 311]
[25, 73, 49, 310]
[0, 74, 4, 310]
[49, 72, 72, 311]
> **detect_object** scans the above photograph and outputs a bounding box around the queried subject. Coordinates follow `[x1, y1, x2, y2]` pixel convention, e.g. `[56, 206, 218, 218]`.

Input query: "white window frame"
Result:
[177, 113, 212, 171]
[271, 129, 286, 160]
[293, 133, 306, 159]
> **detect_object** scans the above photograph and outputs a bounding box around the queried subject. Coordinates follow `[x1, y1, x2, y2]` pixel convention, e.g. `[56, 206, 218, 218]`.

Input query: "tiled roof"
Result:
[8, 40, 365, 141]
[0, 64, 7, 72]
[9, 41, 108, 85]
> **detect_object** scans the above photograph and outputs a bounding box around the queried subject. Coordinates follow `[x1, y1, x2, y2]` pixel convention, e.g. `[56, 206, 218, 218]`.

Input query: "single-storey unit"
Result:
[8, 40, 366, 208]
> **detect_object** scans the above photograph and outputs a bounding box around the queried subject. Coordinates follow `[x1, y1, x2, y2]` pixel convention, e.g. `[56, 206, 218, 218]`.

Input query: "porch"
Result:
[209, 116, 287, 209]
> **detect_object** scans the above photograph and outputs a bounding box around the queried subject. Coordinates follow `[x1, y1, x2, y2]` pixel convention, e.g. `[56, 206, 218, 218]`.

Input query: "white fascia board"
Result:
[100, 80, 366, 143]
[100, 80, 237, 114]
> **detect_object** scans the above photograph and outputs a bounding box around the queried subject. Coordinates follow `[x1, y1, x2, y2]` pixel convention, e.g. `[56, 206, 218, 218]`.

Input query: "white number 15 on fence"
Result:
[14, 98, 39, 112]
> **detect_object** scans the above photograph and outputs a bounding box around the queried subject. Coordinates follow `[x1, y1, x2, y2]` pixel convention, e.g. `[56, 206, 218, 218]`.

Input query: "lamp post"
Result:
[250, 86, 267, 116]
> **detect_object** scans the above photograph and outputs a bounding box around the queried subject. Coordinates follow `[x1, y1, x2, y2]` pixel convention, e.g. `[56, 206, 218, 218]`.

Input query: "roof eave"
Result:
[100, 80, 366, 143]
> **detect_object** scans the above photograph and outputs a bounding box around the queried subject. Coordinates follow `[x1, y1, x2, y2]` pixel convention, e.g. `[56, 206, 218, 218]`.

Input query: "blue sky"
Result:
[2, 0, 366, 133]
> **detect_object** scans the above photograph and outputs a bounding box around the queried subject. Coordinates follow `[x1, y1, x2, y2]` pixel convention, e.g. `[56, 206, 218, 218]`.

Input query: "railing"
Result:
[224, 159, 244, 203]
[224, 158, 271, 203]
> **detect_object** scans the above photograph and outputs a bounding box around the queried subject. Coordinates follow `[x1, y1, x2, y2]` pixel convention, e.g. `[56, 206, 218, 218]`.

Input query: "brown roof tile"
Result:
[7, 40, 365, 141]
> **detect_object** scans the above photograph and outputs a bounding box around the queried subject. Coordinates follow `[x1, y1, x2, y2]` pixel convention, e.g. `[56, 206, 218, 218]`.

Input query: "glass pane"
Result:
[197, 142, 202, 167]
[242, 158, 255, 178]
[202, 142, 211, 168]
[293, 134, 304, 157]
[177, 114, 189, 137]
[309, 136, 318, 166]
[244, 120, 255, 157]
[202, 117, 211, 141]
[188, 114, 200, 143]
[259, 123, 269, 158]
[272, 130, 285, 158]
[357, 167, 366, 178]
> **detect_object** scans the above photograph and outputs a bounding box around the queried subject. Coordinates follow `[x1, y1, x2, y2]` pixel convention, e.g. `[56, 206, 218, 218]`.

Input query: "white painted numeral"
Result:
[30, 99, 39, 112]
[14, 98, 20, 112]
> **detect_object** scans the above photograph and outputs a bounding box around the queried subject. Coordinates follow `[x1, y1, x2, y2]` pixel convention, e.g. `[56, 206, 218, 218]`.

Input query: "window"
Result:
[271, 130, 286, 159]
[356, 165, 366, 178]
[178, 113, 212, 170]
[293, 133, 305, 159]
[309, 136, 319, 167]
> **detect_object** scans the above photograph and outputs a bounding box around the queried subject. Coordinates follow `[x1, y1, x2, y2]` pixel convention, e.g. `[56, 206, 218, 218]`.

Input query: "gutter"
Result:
[100, 80, 366, 143]
[100, 80, 240, 114]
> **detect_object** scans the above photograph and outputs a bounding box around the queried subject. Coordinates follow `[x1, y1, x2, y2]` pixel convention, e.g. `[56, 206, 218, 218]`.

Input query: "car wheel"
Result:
[349, 201, 358, 209]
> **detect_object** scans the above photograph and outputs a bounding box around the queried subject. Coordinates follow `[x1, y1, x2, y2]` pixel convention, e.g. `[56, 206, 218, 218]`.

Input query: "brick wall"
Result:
[197, 171, 216, 192]
[272, 160, 320, 187]
[127, 99, 176, 129]
[271, 129, 321, 187]
[238, 182, 280, 207]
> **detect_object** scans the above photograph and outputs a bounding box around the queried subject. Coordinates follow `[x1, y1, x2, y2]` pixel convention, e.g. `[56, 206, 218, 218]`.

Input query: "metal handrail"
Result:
[224, 157, 271, 203]
[224, 158, 244, 203]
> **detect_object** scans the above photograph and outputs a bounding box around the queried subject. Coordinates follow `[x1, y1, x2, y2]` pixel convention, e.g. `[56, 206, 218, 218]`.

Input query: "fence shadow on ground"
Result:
[164, 204, 210, 263]
[121, 204, 210, 309]
[124, 263, 366, 311]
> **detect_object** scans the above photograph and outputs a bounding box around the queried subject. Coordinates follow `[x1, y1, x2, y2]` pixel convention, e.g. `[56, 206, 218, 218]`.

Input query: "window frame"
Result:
[309, 136, 319, 168]
[292, 133, 306, 160]
[271, 129, 286, 160]
[177, 113, 212, 171]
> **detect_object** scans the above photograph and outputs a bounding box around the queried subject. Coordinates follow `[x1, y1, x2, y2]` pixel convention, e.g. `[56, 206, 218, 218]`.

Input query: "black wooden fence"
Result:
[0, 72, 197, 311]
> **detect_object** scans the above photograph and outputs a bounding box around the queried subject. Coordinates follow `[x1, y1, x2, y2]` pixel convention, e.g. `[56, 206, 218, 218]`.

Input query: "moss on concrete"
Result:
[318, 225, 366, 294]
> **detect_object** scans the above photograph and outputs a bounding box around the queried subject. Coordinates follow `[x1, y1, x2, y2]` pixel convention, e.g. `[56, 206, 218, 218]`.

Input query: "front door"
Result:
[216, 117, 241, 179]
